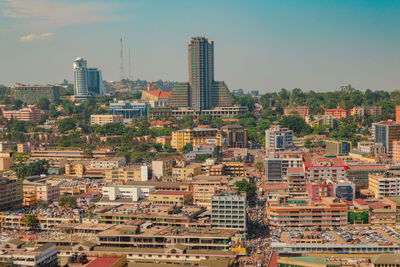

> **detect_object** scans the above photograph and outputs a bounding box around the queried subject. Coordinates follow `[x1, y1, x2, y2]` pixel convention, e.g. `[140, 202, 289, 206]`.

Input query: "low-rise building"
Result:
[152, 157, 176, 178]
[325, 140, 352, 156]
[148, 190, 192, 206]
[221, 124, 248, 148]
[100, 185, 155, 204]
[90, 114, 123, 125]
[0, 157, 13, 170]
[172, 128, 223, 150]
[357, 141, 385, 155]
[369, 172, 400, 199]
[324, 107, 349, 119]
[284, 106, 309, 118]
[1, 107, 41, 121]
[90, 157, 126, 169]
[287, 168, 307, 198]
[0, 242, 58, 267]
[155, 136, 172, 146]
[36, 180, 61, 203]
[172, 163, 202, 180]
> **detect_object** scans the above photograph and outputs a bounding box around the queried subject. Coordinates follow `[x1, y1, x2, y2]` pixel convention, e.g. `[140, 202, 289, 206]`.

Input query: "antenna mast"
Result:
[128, 48, 131, 81]
[120, 37, 124, 81]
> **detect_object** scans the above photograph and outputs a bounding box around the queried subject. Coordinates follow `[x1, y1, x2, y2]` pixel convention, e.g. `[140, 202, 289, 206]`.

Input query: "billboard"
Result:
[231, 236, 246, 255]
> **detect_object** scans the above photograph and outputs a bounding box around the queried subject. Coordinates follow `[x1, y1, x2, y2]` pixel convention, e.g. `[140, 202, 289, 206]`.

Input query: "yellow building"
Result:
[90, 114, 123, 125]
[172, 128, 222, 150]
[191, 176, 229, 208]
[370, 208, 396, 226]
[148, 191, 192, 206]
[105, 166, 147, 184]
[369, 172, 400, 199]
[22, 182, 37, 206]
[172, 163, 202, 180]
[0, 157, 13, 171]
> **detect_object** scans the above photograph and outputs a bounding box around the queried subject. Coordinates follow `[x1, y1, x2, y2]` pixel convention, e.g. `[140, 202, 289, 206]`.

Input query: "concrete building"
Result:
[284, 106, 309, 118]
[172, 163, 202, 180]
[169, 106, 247, 119]
[221, 124, 248, 148]
[0, 141, 14, 152]
[287, 168, 307, 198]
[89, 157, 126, 169]
[324, 107, 350, 119]
[0, 157, 13, 170]
[357, 141, 385, 155]
[369, 172, 400, 199]
[11, 85, 60, 105]
[304, 156, 347, 181]
[105, 165, 149, 184]
[169, 37, 235, 112]
[148, 190, 192, 206]
[265, 156, 303, 183]
[192, 175, 229, 208]
[351, 106, 382, 117]
[265, 126, 294, 152]
[0, 242, 58, 267]
[1, 107, 41, 121]
[325, 140, 352, 156]
[393, 141, 400, 162]
[0, 178, 22, 210]
[211, 192, 247, 231]
[90, 114, 123, 125]
[73, 57, 104, 99]
[396, 105, 400, 123]
[17, 143, 31, 153]
[152, 157, 175, 178]
[305, 114, 336, 128]
[267, 197, 347, 228]
[109, 101, 148, 119]
[141, 90, 171, 107]
[374, 120, 400, 156]
[172, 127, 222, 150]
[36, 180, 61, 203]
[101, 185, 155, 203]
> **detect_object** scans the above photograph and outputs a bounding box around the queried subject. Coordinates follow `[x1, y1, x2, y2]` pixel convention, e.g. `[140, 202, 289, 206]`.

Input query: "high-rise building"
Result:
[170, 37, 234, 112]
[211, 192, 247, 231]
[73, 57, 104, 100]
[374, 120, 400, 156]
[189, 37, 214, 111]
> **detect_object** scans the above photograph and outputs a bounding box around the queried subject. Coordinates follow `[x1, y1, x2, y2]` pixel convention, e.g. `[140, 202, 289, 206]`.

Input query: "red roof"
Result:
[304, 157, 346, 168]
[145, 90, 171, 99]
[85, 257, 121, 267]
[354, 199, 368, 205]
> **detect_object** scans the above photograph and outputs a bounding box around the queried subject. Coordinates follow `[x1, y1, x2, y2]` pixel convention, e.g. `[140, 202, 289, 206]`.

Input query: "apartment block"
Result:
[172, 128, 222, 150]
[0, 157, 13, 171]
[192, 176, 229, 208]
[265, 157, 303, 183]
[36, 180, 61, 203]
[265, 126, 294, 152]
[326, 140, 352, 156]
[357, 141, 385, 155]
[324, 107, 349, 119]
[369, 172, 400, 199]
[0, 178, 22, 210]
[105, 165, 149, 184]
[17, 143, 31, 153]
[90, 114, 123, 125]
[304, 156, 347, 181]
[211, 192, 247, 231]
[152, 157, 175, 178]
[90, 157, 126, 169]
[351, 106, 382, 117]
[287, 168, 307, 198]
[148, 191, 192, 206]
[267, 197, 347, 228]
[220, 124, 248, 148]
[172, 163, 202, 180]
[11, 85, 60, 105]
[284, 106, 309, 118]
[0, 141, 15, 152]
[1, 107, 41, 121]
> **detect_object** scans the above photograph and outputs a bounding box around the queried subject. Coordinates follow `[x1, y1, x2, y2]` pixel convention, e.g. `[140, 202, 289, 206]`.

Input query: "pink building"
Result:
[306, 180, 334, 200]
[324, 108, 350, 119]
[304, 156, 347, 181]
[2, 107, 41, 121]
[36, 182, 60, 203]
[76, 191, 101, 206]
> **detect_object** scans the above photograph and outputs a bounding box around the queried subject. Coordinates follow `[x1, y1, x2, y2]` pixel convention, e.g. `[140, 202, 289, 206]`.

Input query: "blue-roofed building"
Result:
[109, 101, 149, 119]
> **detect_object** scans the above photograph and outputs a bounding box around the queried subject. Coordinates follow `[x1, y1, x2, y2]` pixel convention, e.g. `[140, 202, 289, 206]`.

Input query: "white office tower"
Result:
[265, 125, 294, 152]
[73, 57, 104, 100]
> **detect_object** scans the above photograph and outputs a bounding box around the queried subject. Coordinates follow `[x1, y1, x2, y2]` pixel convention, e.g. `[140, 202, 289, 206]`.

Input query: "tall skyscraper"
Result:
[73, 57, 104, 100]
[170, 37, 235, 111]
[188, 37, 214, 112]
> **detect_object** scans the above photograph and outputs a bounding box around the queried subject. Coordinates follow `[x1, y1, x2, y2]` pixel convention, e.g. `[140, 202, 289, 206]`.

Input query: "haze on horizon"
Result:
[1, 0, 400, 93]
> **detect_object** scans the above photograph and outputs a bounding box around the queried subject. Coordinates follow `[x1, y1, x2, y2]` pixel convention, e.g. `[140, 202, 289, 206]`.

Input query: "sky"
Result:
[1, 0, 400, 93]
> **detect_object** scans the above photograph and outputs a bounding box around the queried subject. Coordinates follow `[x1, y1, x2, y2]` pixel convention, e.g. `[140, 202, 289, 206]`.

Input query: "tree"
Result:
[11, 99, 23, 110]
[182, 143, 193, 153]
[24, 214, 38, 229]
[234, 179, 256, 200]
[59, 195, 77, 208]
[304, 138, 312, 148]
[194, 154, 213, 163]
[57, 118, 77, 133]
[38, 98, 50, 110]
[152, 143, 163, 152]
[254, 161, 264, 175]
[279, 116, 312, 136]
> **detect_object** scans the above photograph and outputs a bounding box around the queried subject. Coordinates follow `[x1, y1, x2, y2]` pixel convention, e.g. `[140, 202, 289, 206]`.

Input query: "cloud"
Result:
[3, 0, 117, 30]
[20, 32, 53, 41]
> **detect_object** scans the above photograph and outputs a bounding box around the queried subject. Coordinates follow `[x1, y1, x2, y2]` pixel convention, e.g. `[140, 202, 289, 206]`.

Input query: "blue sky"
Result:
[1, 0, 400, 92]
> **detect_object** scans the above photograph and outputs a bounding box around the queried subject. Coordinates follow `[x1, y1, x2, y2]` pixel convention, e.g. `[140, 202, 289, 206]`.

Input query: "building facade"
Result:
[1, 107, 41, 121]
[11, 85, 60, 105]
[265, 126, 294, 152]
[90, 114, 123, 125]
[326, 140, 352, 156]
[374, 120, 400, 156]
[109, 101, 148, 119]
[284, 106, 309, 118]
[0, 178, 22, 210]
[73, 57, 104, 99]
[211, 193, 247, 231]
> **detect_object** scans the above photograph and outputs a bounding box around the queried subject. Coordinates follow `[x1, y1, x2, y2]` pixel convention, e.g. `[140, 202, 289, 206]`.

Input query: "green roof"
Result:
[284, 257, 326, 264]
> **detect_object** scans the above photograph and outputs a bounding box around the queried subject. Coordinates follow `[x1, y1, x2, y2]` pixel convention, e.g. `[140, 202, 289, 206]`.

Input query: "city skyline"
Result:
[2, 0, 400, 92]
